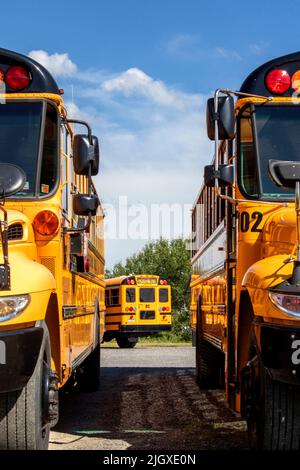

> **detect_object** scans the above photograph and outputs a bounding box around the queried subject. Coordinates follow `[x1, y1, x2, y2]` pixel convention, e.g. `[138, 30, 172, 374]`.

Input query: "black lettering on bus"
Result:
[240, 211, 263, 233]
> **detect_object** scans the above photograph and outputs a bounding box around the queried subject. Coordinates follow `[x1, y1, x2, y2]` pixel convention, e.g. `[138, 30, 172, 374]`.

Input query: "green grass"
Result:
[102, 338, 192, 348]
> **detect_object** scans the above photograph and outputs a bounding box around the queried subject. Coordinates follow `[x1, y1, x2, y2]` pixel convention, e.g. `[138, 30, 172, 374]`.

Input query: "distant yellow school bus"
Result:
[0, 48, 105, 449]
[104, 275, 172, 348]
[191, 51, 300, 449]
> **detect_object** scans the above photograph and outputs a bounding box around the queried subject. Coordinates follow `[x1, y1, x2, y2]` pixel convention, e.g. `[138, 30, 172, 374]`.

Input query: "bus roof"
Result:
[240, 50, 300, 97]
[0, 48, 60, 94]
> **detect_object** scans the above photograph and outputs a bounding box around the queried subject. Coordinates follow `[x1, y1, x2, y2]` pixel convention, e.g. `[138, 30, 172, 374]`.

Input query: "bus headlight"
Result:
[269, 292, 300, 318]
[0, 295, 30, 322]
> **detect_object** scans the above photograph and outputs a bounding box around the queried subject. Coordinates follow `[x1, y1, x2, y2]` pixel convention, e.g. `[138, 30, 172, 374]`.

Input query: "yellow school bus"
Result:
[0, 48, 105, 449]
[191, 51, 300, 449]
[104, 275, 172, 348]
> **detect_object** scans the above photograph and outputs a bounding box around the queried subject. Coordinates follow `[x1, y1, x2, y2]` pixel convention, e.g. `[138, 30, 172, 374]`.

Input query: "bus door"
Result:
[138, 286, 156, 324]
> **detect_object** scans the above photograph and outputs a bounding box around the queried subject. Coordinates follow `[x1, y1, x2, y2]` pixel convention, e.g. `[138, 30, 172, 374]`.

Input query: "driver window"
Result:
[239, 107, 259, 196]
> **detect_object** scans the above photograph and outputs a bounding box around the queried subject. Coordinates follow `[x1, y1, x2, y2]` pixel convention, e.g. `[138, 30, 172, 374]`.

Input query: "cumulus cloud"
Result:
[28, 48, 211, 266]
[101, 68, 184, 109]
[28, 50, 77, 77]
[164, 33, 241, 62]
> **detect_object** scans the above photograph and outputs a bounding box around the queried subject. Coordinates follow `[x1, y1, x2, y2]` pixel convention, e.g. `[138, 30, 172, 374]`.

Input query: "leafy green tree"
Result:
[107, 238, 191, 311]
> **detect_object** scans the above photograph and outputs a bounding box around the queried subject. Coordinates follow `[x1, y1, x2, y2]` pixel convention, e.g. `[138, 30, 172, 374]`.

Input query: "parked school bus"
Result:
[0, 48, 105, 449]
[104, 275, 172, 348]
[191, 51, 300, 449]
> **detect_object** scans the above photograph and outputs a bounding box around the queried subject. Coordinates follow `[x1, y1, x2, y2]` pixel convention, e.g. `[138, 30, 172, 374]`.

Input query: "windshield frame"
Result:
[237, 101, 298, 202]
[1, 98, 60, 201]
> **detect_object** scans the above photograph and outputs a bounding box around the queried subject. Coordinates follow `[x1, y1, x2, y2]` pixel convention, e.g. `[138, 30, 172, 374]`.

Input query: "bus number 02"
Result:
[240, 211, 263, 233]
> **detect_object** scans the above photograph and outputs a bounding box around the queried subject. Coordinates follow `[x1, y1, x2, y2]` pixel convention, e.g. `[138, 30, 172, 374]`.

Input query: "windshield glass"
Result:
[0, 102, 58, 198]
[239, 105, 300, 199]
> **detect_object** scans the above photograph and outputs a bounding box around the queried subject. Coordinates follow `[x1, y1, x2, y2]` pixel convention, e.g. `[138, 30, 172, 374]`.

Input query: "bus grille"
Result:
[140, 311, 155, 320]
[7, 223, 23, 240]
[40, 256, 56, 278]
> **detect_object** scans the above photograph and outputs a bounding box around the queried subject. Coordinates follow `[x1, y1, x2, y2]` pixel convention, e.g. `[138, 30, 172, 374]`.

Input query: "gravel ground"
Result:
[49, 346, 248, 450]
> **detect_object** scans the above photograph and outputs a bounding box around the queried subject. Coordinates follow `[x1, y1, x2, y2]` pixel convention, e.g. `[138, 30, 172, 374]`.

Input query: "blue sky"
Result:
[2, 0, 300, 266]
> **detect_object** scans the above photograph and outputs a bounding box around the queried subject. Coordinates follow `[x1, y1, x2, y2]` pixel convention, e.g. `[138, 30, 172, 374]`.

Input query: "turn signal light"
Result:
[265, 69, 290, 94]
[33, 210, 59, 236]
[5, 66, 31, 90]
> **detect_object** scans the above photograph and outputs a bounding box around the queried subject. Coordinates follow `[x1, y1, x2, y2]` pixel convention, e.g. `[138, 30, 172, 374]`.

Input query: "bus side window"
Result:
[126, 288, 136, 303]
[111, 288, 119, 305]
[105, 290, 110, 306]
[159, 288, 168, 303]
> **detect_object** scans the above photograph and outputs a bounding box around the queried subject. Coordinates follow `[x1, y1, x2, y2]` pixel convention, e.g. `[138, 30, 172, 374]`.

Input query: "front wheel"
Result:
[0, 328, 52, 450]
[247, 367, 300, 450]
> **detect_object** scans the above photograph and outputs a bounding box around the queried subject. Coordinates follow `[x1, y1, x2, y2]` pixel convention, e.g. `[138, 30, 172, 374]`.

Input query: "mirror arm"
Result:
[0, 204, 9, 265]
[64, 213, 92, 234]
[66, 119, 93, 145]
[64, 163, 94, 234]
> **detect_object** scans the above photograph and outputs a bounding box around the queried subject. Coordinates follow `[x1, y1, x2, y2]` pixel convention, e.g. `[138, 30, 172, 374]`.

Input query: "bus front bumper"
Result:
[256, 323, 300, 384]
[0, 327, 43, 393]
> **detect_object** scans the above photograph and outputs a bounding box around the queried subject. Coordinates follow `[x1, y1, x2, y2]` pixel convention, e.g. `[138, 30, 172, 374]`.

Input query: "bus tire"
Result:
[196, 338, 224, 389]
[116, 335, 138, 348]
[247, 367, 300, 450]
[0, 328, 51, 450]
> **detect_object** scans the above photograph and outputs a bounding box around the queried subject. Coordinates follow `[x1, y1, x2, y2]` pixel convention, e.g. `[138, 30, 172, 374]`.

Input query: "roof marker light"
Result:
[292, 70, 300, 90]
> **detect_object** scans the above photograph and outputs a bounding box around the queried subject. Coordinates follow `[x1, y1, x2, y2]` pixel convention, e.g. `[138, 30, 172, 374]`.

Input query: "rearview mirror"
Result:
[0, 163, 26, 197]
[206, 96, 235, 141]
[73, 194, 99, 216]
[269, 160, 300, 189]
[204, 164, 234, 187]
[73, 135, 100, 176]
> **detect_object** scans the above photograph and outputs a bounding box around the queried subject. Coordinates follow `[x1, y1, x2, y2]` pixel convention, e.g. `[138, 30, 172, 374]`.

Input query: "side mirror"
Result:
[0, 163, 26, 197]
[206, 96, 235, 141]
[204, 164, 234, 187]
[269, 160, 300, 189]
[73, 194, 99, 216]
[73, 135, 100, 176]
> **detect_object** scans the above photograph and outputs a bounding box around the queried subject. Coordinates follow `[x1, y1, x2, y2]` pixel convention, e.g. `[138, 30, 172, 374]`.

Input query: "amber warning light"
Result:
[33, 211, 59, 236]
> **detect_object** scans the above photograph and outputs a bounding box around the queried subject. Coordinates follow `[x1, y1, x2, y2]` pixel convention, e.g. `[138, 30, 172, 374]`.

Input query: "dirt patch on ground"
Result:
[50, 349, 247, 450]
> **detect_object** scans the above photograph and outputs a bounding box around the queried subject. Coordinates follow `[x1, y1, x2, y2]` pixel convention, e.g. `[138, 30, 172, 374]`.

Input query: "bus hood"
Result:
[262, 207, 296, 258]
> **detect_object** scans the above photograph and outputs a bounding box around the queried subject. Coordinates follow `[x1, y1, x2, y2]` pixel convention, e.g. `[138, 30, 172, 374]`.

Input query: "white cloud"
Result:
[28, 50, 77, 77]
[28, 49, 212, 266]
[164, 33, 241, 62]
[101, 68, 184, 109]
[248, 42, 269, 56]
[215, 47, 241, 61]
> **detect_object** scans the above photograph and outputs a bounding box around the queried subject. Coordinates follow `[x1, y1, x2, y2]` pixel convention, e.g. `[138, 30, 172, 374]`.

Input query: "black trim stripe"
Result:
[63, 305, 95, 319]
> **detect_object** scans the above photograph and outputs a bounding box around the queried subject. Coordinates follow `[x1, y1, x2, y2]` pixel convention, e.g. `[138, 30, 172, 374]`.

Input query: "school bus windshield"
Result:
[0, 101, 58, 197]
[239, 105, 300, 199]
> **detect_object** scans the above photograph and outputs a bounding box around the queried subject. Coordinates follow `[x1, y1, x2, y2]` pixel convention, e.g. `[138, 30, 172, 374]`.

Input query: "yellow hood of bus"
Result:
[0, 209, 56, 295]
[262, 207, 296, 258]
[242, 254, 293, 290]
